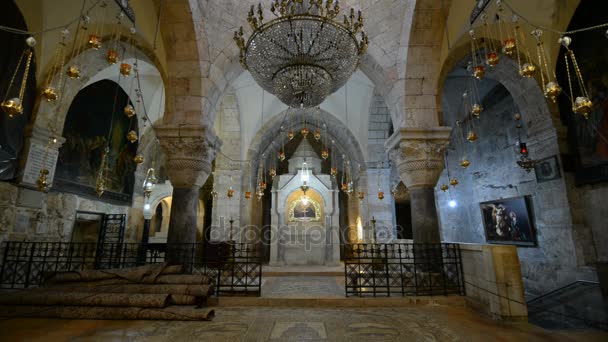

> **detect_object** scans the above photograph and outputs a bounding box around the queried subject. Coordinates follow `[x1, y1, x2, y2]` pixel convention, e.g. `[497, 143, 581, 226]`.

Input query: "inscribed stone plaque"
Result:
[22, 142, 58, 187]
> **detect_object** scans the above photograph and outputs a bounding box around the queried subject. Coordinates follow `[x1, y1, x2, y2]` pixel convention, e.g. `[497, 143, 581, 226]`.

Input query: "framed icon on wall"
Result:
[480, 196, 537, 247]
[534, 155, 562, 183]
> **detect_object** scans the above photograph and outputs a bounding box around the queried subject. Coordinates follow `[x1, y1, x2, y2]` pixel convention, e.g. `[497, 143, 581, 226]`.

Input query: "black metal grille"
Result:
[344, 243, 465, 297]
[0, 241, 262, 296]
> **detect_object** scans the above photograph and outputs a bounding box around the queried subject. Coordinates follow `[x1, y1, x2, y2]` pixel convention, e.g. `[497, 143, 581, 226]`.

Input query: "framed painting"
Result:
[480, 196, 537, 246]
[534, 155, 562, 183]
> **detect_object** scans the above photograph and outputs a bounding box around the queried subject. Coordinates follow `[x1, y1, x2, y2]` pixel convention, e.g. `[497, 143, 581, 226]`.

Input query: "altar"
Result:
[269, 139, 340, 266]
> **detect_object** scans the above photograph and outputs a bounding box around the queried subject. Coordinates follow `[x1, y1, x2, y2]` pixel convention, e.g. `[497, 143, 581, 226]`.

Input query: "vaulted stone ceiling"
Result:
[187, 0, 415, 125]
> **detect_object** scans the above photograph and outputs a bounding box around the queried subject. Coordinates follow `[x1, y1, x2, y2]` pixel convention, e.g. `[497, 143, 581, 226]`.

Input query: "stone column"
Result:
[156, 124, 221, 250]
[386, 127, 451, 243]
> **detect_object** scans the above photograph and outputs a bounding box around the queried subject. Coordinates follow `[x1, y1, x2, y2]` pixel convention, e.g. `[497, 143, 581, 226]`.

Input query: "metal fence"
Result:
[0, 241, 262, 296]
[343, 243, 465, 297]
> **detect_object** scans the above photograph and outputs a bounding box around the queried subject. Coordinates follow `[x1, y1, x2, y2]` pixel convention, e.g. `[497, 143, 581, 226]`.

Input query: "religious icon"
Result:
[480, 196, 536, 246]
[534, 155, 561, 183]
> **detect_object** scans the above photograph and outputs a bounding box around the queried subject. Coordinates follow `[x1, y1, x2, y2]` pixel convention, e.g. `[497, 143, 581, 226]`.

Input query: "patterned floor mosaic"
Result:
[0, 306, 606, 341]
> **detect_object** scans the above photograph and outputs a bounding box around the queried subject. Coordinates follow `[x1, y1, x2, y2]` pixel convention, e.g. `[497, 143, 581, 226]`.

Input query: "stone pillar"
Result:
[386, 127, 451, 243]
[156, 124, 220, 250]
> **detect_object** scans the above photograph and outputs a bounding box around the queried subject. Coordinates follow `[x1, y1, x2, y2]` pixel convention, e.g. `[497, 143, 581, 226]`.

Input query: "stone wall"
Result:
[566, 179, 608, 266]
[460, 243, 528, 320]
[0, 182, 139, 244]
[435, 82, 595, 297]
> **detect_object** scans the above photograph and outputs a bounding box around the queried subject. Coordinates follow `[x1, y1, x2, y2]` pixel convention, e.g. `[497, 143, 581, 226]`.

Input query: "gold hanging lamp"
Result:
[1, 37, 35, 117]
[560, 36, 592, 119]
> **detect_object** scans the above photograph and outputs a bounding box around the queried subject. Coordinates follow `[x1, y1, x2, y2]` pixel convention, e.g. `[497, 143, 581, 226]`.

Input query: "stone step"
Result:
[208, 296, 466, 308]
[262, 265, 344, 277]
[263, 271, 343, 277]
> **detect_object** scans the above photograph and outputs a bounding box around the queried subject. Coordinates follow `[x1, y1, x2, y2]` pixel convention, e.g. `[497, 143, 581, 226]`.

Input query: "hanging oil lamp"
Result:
[531, 29, 562, 103]
[560, 36, 592, 119]
[244, 191, 252, 199]
[2, 38, 35, 117]
[88, 34, 102, 49]
[301, 126, 309, 137]
[96, 177, 106, 197]
[66, 66, 81, 79]
[467, 131, 478, 142]
[133, 155, 144, 164]
[227, 186, 235, 198]
[36, 168, 50, 192]
[377, 191, 384, 200]
[259, 180, 267, 190]
[95, 147, 109, 197]
[143, 168, 157, 198]
[341, 182, 348, 192]
[314, 129, 321, 141]
[120, 63, 132, 77]
[482, 16, 500, 66]
[450, 178, 459, 187]
[42, 88, 58, 102]
[473, 65, 485, 79]
[42, 31, 67, 103]
[357, 191, 365, 200]
[124, 104, 136, 118]
[345, 182, 354, 196]
[486, 51, 499, 66]
[471, 103, 483, 117]
[331, 167, 338, 178]
[513, 19, 536, 78]
[469, 30, 485, 80]
[460, 159, 470, 168]
[520, 63, 536, 78]
[268, 168, 277, 178]
[321, 148, 329, 160]
[545, 82, 562, 103]
[256, 188, 264, 200]
[106, 49, 119, 64]
[127, 130, 138, 143]
[278, 150, 286, 161]
[440, 184, 449, 192]
[287, 130, 294, 140]
[502, 37, 516, 56]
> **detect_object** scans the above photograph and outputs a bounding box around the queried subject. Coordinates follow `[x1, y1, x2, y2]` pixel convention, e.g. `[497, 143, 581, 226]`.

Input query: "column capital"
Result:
[386, 127, 451, 189]
[155, 124, 222, 188]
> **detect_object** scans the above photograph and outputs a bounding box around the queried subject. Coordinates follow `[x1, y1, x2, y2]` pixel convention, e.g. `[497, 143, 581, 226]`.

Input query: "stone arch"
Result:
[158, 0, 209, 125]
[35, 40, 164, 136]
[401, 0, 452, 128]
[438, 46, 558, 137]
[247, 108, 366, 181]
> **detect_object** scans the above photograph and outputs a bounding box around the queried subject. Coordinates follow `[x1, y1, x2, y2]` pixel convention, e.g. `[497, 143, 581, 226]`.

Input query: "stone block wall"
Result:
[436, 84, 594, 297]
[460, 243, 528, 320]
[0, 182, 139, 244]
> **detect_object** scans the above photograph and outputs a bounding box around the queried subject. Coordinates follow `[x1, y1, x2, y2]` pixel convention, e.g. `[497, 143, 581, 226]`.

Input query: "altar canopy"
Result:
[270, 138, 340, 266]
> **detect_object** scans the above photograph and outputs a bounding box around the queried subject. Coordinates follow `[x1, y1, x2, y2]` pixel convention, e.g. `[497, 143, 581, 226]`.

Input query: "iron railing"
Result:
[0, 241, 262, 296]
[343, 243, 465, 297]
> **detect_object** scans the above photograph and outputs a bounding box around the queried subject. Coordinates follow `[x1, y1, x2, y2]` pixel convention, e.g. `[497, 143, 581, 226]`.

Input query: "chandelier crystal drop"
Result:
[234, 0, 368, 108]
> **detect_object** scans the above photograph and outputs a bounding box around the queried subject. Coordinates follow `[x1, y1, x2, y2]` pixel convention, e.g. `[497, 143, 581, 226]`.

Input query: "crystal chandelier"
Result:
[234, 0, 368, 108]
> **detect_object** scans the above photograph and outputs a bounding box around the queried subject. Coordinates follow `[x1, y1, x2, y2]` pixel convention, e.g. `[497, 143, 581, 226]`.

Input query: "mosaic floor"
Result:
[0, 306, 606, 341]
